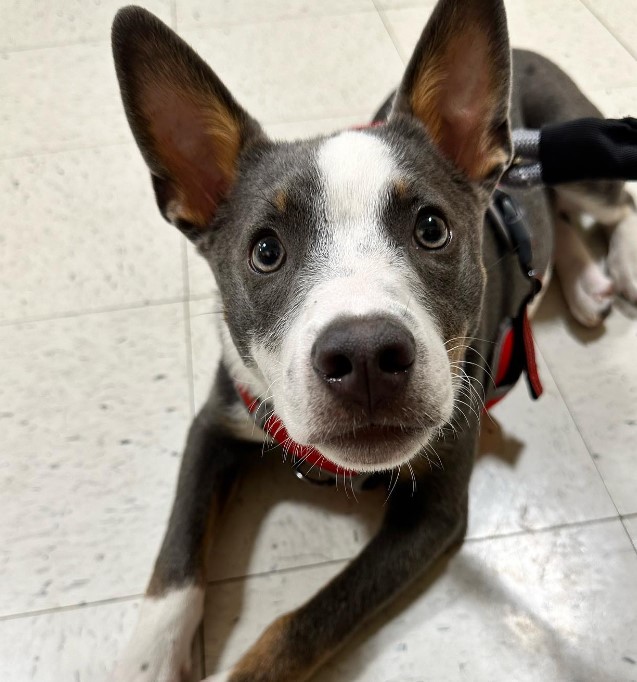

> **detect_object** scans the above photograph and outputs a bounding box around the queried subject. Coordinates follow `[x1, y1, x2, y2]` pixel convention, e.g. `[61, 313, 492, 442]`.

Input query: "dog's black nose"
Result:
[311, 316, 416, 411]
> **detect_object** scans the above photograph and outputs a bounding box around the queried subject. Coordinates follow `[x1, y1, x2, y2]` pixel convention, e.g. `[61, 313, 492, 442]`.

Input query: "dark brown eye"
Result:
[413, 209, 450, 250]
[250, 234, 286, 273]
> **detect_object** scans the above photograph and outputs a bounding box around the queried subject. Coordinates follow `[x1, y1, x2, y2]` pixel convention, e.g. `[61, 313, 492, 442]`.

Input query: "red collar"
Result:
[235, 384, 358, 477]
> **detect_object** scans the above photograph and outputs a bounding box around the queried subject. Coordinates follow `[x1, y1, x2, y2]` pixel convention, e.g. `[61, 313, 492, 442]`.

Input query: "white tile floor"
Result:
[1, 1, 636, 681]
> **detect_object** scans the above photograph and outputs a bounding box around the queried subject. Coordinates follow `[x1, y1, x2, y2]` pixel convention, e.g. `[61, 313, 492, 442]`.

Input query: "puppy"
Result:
[110, 0, 637, 679]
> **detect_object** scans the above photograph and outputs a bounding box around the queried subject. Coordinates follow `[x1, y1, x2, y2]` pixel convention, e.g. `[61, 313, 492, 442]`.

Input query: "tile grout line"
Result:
[533, 342, 632, 549]
[0, 296, 188, 329]
[2, 512, 634, 625]
[622, 519, 637, 554]
[0, 7, 381, 56]
[0, 592, 143, 624]
[0, 138, 133, 162]
[181, 240, 196, 420]
[373, 1, 409, 68]
[577, 0, 637, 63]
[170, 0, 177, 29]
[179, 239, 205, 675]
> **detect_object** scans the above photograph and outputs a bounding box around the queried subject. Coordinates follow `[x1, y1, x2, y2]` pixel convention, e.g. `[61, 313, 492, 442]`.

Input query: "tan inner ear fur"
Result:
[144, 78, 242, 228]
[410, 26, 508, 181]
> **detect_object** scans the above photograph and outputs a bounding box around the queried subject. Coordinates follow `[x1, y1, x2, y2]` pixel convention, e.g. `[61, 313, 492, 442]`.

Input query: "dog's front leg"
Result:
[210, 432, 475, 682]
[112, 368, 252, 682]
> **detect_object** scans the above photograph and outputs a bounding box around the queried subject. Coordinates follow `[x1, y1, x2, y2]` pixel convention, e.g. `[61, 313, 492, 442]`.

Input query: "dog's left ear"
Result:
[112, 6, 265, 240]
[391, 0, 512, 186]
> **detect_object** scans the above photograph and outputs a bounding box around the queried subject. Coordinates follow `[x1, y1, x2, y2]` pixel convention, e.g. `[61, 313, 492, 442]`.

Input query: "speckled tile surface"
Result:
[203, 521, 637, 681]
[0, 42, 132, 158]
[0, 598, 204, 682]
[0, 145, 184, 322]
[176, 0, 375, 30]
[0, 599, 141, 682]
[179, 12, 404, 126]
[580, 0, 637, 60]
[0, 0, 173, 51]
[3, 1, 637, 681]
[625, 516, 637, 547]
[534, 283, 637, 516]
[0, 304, 190, 615]
[469, 348, 616, 538]
[383, 0, 637, 91]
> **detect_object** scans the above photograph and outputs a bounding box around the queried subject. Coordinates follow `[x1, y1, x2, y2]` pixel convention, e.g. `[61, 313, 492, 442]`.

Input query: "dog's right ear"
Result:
[112, 6, 265, 240]
[391, 0, 512, 187]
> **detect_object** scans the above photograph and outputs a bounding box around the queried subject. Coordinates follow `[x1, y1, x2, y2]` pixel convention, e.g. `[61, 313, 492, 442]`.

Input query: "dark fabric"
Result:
[485, 191, 543, 406]
[540, 116, 637, 184]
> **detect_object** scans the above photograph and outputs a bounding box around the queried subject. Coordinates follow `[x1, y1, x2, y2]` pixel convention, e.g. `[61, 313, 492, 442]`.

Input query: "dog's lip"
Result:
[317, 424, 422, 448]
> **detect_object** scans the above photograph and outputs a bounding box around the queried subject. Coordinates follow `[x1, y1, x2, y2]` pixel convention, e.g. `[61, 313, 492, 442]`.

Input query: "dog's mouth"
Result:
[319, 424, 421, 448]
[311, 422, 430, 471]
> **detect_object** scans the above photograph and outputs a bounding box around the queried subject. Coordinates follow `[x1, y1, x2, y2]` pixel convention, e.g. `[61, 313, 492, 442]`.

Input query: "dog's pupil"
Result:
[257, 237, 281, 265]
[417, 214, 445, 245]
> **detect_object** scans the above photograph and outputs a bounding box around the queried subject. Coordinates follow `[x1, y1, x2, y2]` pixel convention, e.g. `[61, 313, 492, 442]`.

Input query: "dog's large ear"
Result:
[112, 6, 264, 240]
[391, 0, 512, 185]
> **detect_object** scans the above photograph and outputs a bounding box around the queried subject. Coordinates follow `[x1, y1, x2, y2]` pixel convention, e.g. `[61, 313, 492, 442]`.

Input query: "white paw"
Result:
[112, 656, 191, 682]
[201, 672, 231, 682]
[608, 213, 637, 303]
[112, 586, 204, 682]
[562, 263, 614, 327]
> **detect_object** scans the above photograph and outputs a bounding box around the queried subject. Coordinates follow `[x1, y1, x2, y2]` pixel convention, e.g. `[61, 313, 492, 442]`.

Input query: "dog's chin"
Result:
[313, 426, 433, 473]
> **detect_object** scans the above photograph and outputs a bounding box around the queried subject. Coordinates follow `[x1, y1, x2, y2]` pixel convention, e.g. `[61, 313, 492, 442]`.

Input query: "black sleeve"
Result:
[539, 117, 637, 185]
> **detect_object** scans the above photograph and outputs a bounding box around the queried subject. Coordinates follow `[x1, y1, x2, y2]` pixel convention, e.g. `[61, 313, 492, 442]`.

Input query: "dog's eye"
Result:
[250, 234, 286, 273]
[413, 209, 450, 250]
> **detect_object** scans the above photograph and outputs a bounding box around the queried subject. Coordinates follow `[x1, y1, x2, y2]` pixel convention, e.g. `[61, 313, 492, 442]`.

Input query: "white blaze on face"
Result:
[246, 131, 454, 461]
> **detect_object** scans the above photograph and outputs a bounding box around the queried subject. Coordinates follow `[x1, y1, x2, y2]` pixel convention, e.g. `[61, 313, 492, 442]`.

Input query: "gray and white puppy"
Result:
[110, 1, 637, 680]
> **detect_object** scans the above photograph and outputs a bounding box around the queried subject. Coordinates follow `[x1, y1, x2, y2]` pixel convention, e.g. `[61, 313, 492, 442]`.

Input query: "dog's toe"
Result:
[608, 214, 637, 304]
[563, 267, 614, 327]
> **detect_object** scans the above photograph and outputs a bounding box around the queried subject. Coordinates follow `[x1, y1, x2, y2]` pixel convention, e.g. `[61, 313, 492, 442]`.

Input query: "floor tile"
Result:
[188, 297, 222, 413]
[0, 145, 184, 322]
[179, 12, 404, 126]
[0, 1, 172, 51]
[0, 304, 190, 616]
[176, 0, 374, 30]
[203, 521, 637, 681]
[625, 516, 637, 548]
[0, 599, 140, 682]
[535, 283, 637, 516]
[0, 598, 205, 682]
[264, 115, 369, 141]
[0, 42, 131, 158]
[187, 245, 217, 304]
[382, 0, 637, 91]
[469, 348, 616, 538]
[580, 0, 637, 60]
[589, 86, 637, 118]
[207, 456, 386, 584]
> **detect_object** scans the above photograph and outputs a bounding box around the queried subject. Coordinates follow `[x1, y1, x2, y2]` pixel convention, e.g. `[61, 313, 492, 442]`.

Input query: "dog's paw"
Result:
[562, 263, 614, 327]
[111, 656, 192, 682]
[111, 587, 204, 682]
[200, 672, 231, 682]
[608, 213, 637, 303]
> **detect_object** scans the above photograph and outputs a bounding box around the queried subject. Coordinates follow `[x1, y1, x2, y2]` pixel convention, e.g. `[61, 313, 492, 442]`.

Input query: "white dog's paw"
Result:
[562, 262, 614, 327]
[112, 655, 191, 682]
[111, 586, 204, 682]
[200, 672, 231, 682]
[608, 213, 637, 303]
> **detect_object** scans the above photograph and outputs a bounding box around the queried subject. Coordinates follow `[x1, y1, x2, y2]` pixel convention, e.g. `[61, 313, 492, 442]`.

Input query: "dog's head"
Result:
[112, 0, 512, 473]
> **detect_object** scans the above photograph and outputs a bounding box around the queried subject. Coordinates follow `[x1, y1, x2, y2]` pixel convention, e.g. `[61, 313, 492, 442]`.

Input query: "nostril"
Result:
[319, 352, 353, 380]
[378, 344, 415, 374]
